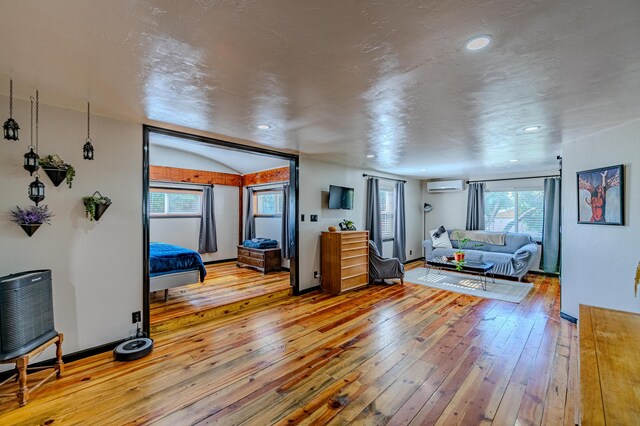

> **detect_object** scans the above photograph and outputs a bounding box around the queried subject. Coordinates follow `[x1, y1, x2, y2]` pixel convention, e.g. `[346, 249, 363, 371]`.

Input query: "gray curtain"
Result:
[198, 186, 218, 253]
[541, 177, 561, 273]
[365, 178, 383, 252]
[281, 184, 290, 259]
[392, 181, 406, 263]
[466, 183, 485, 230]
[244, 187, 255, 241]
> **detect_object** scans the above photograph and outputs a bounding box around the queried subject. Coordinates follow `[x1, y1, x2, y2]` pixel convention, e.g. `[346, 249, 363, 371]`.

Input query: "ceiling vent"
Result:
[426, 179, 464, 193]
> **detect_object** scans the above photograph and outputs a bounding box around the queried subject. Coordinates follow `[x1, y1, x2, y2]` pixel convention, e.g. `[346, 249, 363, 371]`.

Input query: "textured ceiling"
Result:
[0, 0, 639, 178]
[150, 133, 290, 175]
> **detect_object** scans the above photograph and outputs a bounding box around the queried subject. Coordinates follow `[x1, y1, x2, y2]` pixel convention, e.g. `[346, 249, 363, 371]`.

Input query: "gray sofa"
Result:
[423, 230, 539, 280]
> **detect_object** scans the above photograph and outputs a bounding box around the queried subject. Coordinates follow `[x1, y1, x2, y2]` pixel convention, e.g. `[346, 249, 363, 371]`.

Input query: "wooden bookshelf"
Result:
[320, 231, 369, 294]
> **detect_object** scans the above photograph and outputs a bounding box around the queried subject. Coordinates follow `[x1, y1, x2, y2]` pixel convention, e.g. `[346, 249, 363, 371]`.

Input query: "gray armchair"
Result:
[369, 240, 405, 285]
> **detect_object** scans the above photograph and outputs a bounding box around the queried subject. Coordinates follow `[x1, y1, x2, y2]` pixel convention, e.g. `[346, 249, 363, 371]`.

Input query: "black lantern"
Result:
[28, 176, 45, 205]
[83, 102, 94, 160]
[23, 147, 40, 176]
[83, 139, 94, 160]
[3, 79, 19, 141]
[3, 118, 19, 141]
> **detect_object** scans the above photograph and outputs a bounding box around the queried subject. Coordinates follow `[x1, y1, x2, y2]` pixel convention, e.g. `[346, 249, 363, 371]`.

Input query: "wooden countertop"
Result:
[579, 304, 640, 425]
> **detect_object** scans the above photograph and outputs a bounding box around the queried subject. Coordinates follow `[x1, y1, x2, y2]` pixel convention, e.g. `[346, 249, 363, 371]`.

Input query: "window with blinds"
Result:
[380, 187, 395, 239]
[150, 187, 203, 217]
[253, 190, 284, 216]
[484, 190, 544, 241]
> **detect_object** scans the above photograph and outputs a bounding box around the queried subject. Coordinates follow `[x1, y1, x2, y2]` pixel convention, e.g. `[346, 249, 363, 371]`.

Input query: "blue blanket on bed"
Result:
[242, 238, 279, 249]
[149, 242, 207, 282]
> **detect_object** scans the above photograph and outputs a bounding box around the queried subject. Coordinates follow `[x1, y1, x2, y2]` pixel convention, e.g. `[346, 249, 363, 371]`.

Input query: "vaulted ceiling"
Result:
[1, 0, 639, 178]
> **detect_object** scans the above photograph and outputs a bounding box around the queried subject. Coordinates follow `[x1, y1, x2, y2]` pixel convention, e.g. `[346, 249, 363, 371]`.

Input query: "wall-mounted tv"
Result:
[328, 185, 354, 210]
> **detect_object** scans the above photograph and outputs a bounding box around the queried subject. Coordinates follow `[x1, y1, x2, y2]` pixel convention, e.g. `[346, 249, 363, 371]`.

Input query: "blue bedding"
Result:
[149, 242, 206, 282]
[242, 238, 279, 249]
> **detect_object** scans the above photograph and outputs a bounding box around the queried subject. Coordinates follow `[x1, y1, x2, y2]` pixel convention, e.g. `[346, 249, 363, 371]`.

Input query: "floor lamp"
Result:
[423, 203, 433, 258]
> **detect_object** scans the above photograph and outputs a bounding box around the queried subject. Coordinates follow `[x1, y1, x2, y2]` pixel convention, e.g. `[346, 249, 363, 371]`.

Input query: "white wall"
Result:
[150, 184, 239, 262]
[0, 96, 142, 361]
[298, 158, 423, 291]
[561, 119, 640, 318]
[150, 145, 238, 174]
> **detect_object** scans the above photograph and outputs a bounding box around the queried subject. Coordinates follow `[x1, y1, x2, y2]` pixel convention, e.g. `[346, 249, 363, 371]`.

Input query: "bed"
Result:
[149, 242, 207, 301]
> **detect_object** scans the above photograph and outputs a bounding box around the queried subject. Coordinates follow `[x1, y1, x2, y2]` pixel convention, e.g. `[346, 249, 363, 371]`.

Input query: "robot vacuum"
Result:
[113, 337, 154, 361]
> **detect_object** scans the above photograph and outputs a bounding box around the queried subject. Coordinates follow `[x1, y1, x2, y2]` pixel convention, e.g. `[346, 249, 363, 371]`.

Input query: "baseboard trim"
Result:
[560, 311, 578, 324]
[203, 258, 238, 265]
[0, 338, 126, 382]
[528, 270, 560, 277]
[404, 257, 424, 264]
[295, 285, 321, 295]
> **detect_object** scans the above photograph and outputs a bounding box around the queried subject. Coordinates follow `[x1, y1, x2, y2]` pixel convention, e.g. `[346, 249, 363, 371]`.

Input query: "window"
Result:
[484, 190, 544, 241]
[380, 187, 395, 239]
[150, 187, 202, 217]
[254, 190, 284, 216]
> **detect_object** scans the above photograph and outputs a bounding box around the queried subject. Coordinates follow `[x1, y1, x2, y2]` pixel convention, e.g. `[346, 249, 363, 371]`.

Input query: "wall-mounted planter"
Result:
[83, 191, 112, 221]
[19, 223, 41, 237]
[42, 166, 68, 187]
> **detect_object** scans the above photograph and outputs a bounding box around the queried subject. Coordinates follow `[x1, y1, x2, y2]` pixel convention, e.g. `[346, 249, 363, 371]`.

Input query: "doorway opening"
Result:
[142, 126, 299, 335]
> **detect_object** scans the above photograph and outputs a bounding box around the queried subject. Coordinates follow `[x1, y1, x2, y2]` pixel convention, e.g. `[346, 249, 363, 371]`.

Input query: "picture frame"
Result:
[576, 164, 624, 225]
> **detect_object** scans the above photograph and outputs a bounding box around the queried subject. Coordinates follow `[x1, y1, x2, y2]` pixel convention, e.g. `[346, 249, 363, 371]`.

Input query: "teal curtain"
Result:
[541, 177, 561, 273]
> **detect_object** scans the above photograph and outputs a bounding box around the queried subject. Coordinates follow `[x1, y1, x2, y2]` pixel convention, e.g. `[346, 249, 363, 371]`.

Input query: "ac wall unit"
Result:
[426, 179, 464, 193]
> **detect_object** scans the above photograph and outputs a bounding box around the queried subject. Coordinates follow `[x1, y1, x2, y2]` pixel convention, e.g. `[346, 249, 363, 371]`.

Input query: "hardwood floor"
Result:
[150, 262, 291, 332]
[0, 262, 577, 425]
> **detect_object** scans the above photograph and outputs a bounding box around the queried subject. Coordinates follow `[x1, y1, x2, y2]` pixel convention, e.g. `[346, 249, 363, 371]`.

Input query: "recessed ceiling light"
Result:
[421, 169, 427, 172]
[510, 159, 519, 162]
[366, 154, 375, 158]
[465, 35, 492, 51]
[256, 124, 271, 130]
[523, 126, 541, 133]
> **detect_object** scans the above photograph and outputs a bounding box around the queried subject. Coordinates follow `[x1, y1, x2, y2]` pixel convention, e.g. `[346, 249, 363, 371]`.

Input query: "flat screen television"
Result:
[328, 185, 354, 210]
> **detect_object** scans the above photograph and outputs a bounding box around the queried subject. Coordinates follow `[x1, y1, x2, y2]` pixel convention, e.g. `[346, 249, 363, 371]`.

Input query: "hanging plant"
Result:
[40, 154, 75, 188]
[83, 192, 111, 221]
[10, 205, 54, 237]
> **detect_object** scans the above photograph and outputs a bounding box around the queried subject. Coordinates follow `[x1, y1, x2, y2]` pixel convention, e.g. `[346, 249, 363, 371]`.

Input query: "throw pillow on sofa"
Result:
[430, 226, 453, 249]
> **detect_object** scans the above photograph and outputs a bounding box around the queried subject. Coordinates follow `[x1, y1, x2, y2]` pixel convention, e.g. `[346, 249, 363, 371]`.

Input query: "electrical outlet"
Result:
[314, 271, 319, 279]
[410, 250, 412, 255]
[310, 214, 318, 222]
[132, 311, 141, 324]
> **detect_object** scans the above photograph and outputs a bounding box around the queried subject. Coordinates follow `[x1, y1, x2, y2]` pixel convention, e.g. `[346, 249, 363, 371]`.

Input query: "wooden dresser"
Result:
[237, 245, 282, 274]
[580, 304, 640, 424]
[320, 231, 369, 294]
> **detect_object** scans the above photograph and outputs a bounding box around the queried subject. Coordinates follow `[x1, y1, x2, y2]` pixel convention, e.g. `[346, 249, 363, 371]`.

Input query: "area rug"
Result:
[404, 268, 533, 303]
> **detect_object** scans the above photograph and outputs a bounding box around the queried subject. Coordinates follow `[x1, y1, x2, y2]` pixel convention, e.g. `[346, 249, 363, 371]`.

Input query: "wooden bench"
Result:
[0, 333, 63, 407]
[580, 305, 640, 424]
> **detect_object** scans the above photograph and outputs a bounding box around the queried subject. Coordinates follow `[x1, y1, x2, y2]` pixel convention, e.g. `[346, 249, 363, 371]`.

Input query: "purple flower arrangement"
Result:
[10, 205, 54, 225]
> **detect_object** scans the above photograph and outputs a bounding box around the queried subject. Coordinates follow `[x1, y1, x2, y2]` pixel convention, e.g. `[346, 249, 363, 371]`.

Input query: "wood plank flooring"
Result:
[0, 262, 577, 425]
[150, 262, 291, 333]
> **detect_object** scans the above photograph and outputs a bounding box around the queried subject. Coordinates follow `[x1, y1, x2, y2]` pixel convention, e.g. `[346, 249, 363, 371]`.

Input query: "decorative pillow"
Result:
[430, 226, 453, 249]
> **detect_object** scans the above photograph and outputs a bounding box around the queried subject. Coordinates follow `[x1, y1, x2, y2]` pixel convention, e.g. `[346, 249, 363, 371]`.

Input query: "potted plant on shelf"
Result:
[39, 154, 75, 188]
[83, 191, 112, 221]
[10, 205, 54, 237]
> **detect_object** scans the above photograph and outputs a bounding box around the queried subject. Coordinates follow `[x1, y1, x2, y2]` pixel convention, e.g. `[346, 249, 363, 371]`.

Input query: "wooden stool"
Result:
[0, 333, 63, 407]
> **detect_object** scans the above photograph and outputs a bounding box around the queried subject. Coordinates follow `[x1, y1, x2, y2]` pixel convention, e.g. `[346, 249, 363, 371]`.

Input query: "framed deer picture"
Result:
[577, 164, 624, 225]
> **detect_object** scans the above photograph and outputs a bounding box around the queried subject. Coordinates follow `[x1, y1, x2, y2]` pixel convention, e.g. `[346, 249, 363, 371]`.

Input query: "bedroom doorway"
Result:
[142, 126, 299, 335]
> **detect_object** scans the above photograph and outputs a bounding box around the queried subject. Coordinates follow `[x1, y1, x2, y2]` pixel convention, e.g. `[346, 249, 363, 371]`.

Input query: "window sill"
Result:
[151, 215, 202, 219]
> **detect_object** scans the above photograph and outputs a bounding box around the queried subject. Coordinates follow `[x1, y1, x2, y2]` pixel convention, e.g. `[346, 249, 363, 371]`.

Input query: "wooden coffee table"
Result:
[425, 259, 495, 291]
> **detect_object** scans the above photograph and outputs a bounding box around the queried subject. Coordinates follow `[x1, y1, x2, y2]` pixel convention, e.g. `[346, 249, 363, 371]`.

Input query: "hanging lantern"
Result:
[28, 176, 45, 205]
[3, 79, 19, 141]
[83, 102, 94, 160]
[24, 148, 40, 175]
[23, 96, 39, 175]
[83, 139, 94, 160]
